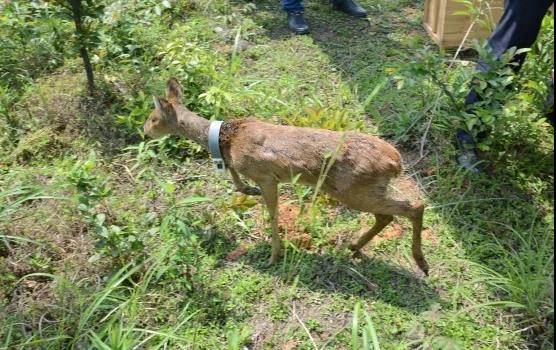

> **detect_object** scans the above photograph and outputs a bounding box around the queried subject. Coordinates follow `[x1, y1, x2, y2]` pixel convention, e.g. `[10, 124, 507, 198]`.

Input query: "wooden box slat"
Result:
[424, 0, 504, 48]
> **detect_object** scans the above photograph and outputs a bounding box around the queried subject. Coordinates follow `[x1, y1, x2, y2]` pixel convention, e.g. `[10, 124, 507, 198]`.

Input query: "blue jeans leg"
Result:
[282, 0, 304, 12]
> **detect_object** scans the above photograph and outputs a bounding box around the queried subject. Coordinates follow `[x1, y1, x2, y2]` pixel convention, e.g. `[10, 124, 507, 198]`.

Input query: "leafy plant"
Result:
[224, 326, 251, 350]
[461, 44, 527, 145]
[469, 225, 554, 344]
[154, 212, 206, 292]
[454, 0, 500, 32]
[7, 251, 199, 349]
[0, 1, 69, 89]
[155, 30, 222, 115]
[403, 26, 553, 171]
[47, 0, 105, 95]
[0, 186, 45, 222]
[351, 303, 381, 350]
[114, 91, 153, 133]
[67, 153, 144, 263]
[83, 255, 199, 349]
[123, 136, 204, 176]
[286, 106, 364, 131]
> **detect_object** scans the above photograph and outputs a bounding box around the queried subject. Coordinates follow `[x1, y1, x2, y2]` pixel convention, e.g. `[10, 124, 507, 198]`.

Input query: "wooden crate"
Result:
[424, 0, 504, 48]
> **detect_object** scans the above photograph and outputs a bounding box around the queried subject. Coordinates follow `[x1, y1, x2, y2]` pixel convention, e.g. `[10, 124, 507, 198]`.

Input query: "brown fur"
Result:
[144, 78, 429, 275]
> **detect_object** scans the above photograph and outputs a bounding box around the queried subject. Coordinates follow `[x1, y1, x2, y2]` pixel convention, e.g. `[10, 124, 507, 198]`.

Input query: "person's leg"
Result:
[282, 0, 310, 34]
[487, 0, 553, 67]
[282, 0, 303, 13]
[465, 0, 553, 105]
[457, 0, 553, 171]
[332, 0, 367, 17]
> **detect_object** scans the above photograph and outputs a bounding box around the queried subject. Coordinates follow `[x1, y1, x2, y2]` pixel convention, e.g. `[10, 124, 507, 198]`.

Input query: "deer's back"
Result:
[224, 120, 402, 193]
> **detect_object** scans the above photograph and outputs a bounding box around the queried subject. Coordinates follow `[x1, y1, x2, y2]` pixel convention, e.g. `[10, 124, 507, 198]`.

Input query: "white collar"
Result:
[208, 120, 226, 173]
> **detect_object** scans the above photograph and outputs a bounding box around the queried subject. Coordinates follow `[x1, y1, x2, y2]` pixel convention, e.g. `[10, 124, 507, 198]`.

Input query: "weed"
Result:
[468, 225, 554, 344]
[0, 186, 46, 222]
[0, 1, 69, 89]
[67, 153, 145, 264]
[224, 326, 251, 350]
[351, 303, 381, 350]
[286, 106, 364, 131]
[9, 249, 196, 349]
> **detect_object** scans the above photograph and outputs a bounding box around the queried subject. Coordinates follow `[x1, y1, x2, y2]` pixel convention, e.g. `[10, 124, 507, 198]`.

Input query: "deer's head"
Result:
[143, 78, 184, 138]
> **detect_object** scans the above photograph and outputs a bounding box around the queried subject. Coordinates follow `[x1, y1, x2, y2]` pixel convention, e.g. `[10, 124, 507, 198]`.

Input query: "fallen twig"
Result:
[292, 301, 319, 350]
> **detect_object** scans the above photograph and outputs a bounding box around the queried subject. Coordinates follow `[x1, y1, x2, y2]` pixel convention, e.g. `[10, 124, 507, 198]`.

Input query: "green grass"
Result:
[0, 0, 554, 349]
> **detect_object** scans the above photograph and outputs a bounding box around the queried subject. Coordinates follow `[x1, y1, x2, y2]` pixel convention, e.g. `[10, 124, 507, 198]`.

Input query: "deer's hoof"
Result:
[417, 259, 430, 276]
[348, 244, 364, 259]
[265, 256, 279, 267]
[270, 250, 283, 263]
[241, 187, 262, 196]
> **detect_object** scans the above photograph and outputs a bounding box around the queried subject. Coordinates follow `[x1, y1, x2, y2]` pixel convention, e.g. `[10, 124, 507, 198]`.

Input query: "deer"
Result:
[143, 78, 430, 275]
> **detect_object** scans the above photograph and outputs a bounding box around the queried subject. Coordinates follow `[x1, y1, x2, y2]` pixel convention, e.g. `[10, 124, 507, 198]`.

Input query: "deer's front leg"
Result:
[229, 168, 261, 196]
[258, 180, 281, 264]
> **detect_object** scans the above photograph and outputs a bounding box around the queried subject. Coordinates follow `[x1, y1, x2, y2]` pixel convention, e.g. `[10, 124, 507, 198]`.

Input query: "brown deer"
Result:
[144, 78, 429, 275]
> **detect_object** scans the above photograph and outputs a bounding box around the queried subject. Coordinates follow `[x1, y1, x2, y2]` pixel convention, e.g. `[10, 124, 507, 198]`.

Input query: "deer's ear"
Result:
[153, 95, 163, 110]
[153, 96, 173, 114]
[165, 77, 183, 103]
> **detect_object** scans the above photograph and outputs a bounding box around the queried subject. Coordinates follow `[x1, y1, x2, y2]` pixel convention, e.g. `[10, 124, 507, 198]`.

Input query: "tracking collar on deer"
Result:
[208, 120, 226, 174]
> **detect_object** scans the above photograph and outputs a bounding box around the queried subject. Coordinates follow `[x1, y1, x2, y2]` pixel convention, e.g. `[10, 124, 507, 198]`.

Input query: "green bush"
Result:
[67, 153, 145, 264]
[0, 1, 70, 89]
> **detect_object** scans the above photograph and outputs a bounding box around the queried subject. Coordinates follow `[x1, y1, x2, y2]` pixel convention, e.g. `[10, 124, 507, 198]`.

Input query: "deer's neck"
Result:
[174, 105, 211, 150]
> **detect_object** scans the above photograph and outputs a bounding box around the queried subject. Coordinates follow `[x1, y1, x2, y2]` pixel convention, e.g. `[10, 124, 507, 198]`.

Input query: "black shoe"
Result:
[332, 0, 367, 17]
[287, 11, 310, 34]
[456, 129, 481, 173]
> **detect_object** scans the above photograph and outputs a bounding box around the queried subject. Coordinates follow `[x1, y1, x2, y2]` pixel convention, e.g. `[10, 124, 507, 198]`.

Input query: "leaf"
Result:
[363, 311, 381, 350]
[363, 79, 387, 109]
[161, 181, 176, 195]
[514, 48, 531, 56]
[465, 117, 478, 131]
[110, 225, 122, 235]
[96, 213, 106, 226]
[352, 303, 360, 350]
[405, 322, 425, 341]
[88, 253, 101, 263]
[421, 303, 443, 322]
[432, 336, 462, 350]
[452, 11, 470, 16]
[230, 194, 258, 212]
[177, 197, 212, 206]
[96, 226, 109, 238]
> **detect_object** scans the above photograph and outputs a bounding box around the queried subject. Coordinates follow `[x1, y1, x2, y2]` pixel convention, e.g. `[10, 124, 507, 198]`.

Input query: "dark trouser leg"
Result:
[282, 0, 303, 12]
[465, 0, 554, 105]
[283, 0, 310, 34]
[457, 0, 553, 172]
[332, 0, 368, 17]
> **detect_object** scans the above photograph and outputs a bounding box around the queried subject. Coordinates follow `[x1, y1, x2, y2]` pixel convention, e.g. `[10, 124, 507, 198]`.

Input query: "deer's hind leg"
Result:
[256, 180, 281, 264]
[384, 200, 429, 275]
[407, 202, 429, 276]
[348, 198, 429, 276]
[349, 214, 393, 256]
